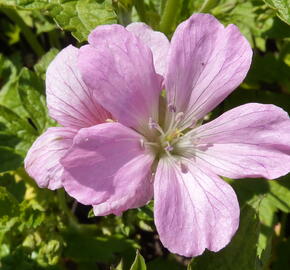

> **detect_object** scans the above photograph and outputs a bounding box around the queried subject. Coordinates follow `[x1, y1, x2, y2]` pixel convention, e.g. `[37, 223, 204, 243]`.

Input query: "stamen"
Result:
[148, 117, 165, 136]
[164, 142, 174, 152]
[180, 162, 189, 174]
[168, 103, 176, 113]
[140, 138, 159, 150]
[148, 117, 158, 129]
[105, 118, 115, 123]
[165, 110, 185, 136]
[140, 139, 145, 148]
[175, 112, 184, 123]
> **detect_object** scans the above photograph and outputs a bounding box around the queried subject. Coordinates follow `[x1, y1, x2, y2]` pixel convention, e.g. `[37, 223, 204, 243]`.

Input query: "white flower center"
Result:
[142, 104, 199, 160]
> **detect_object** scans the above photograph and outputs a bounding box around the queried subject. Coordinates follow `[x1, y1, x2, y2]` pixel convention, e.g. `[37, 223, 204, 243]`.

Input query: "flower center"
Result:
[143, 105, 188, 158]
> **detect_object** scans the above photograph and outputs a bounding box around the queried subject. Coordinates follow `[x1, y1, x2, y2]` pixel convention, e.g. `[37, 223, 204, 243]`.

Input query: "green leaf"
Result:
[0, 173, 25, 202]
[63, 232, 137, 264]
[147, 257, 185, 270]
[264, 0, 290, 25]
[0, 131, 20, 148]
[18, 68, 55, 133]
[257, 198, 276, 266]
[228, 176, 290, 267]
[49, 0, 117, 42]
[0, 186, 19, 245]
[0, 54, 26, 116]
[190, 203, 261, 270]
[0, 104, 36, 138]
[0, 103, 37, 161]
[37, 238, 62, 266]
[132, 0, 161, 28]
[0, 147, 23, 173]
[114, 259, 124, 270]
[0, 186, 19, 219]
[87, 208, 94, 218]
[0, 0, 52, 10]
[34, 48, 59, 79]
[130, 250, 146, 270]
[267, 176, 290, 213]
[0, 0, 117, 42]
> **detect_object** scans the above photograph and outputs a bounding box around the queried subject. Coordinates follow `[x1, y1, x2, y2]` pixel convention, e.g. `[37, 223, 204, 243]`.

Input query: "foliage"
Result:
[0, 0, 289, 269]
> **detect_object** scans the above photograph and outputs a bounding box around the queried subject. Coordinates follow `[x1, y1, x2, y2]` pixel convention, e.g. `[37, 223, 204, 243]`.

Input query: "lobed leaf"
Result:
[189, 202, 262, 270]
[18, 68, 55, 133]
[0, 0, 117, 42]
[48, 0, 117, 42]
[264, 0, 290, 25]
[130, 250, 147, 270]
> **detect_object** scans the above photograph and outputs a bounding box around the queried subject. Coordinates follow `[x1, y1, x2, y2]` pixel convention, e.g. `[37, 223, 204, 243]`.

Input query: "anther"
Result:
[180, 162, 189, 174]
[189, 117, 198, 128]
[164, 142, 174, 152]
[105, 118, 115, 123]
[175, 112, 184, 122]
[148, 117, 158, 129]
[148, 117, 165, 136]
[168, 103, 176, 113]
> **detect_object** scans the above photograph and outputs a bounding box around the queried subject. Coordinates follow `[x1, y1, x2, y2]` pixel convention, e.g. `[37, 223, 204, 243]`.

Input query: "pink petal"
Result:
[46, 45, 110, 129]
[78, 25, 162, 132]
[126, 22, 170, 76]
[165, 14, 252, 127]
[194, 103, 290, 179]
[24, 127, 76, 190]
[61, 123, 154, 205]
[154, 158, 239, 257]
[93, 154, 153, 216]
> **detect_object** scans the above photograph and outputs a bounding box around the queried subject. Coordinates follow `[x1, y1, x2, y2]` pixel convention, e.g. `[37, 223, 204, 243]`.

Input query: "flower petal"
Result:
[93, 154, 153, 216]
[46, 45, 110, 129]
[61, 123, 154, 205]
[194, 103, 290, 179]
[78, 25, 162, 133]
[24, 127, 76, 190]
[126, 22, 170, 76]
[165, 13, 252, 128]
[154, 158, 239, 257]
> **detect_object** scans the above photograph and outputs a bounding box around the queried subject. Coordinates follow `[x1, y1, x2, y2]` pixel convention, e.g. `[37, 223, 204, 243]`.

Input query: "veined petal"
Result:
[93, 154, 153, 216]
[154, 158, 239, 257]
[165, 13, 252, 129]
[24, 127, 76, 190]
[194, 103, 290, 179]
[46, 45, 110, 129]
[126, 22, 170, 76]
[61, 123, 154, 205]
[78, 25, 162, 133]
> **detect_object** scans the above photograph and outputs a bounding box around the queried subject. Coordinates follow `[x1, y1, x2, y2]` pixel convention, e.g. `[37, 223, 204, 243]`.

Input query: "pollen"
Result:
[165, 129, 183, 142]
[105, 118, 116, 123]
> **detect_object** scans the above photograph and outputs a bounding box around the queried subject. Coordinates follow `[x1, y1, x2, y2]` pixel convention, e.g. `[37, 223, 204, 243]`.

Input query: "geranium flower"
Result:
[25, 14, 290, 257]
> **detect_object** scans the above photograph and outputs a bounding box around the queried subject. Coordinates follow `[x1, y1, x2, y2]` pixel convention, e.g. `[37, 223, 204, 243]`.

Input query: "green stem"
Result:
[198, 0, 217, 13]
[15, 167, 38, 188]
[117, 4, 132, 26]
[159, 0, 182, 34]
[2, 7, 45, 57]
[133, 0, 147, 23]
[57, 189, 80, 229]
[161, 0, 167, 13]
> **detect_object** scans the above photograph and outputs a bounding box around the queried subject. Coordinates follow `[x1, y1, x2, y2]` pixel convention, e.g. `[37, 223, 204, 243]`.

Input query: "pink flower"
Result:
[25, 14, 290, 257]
